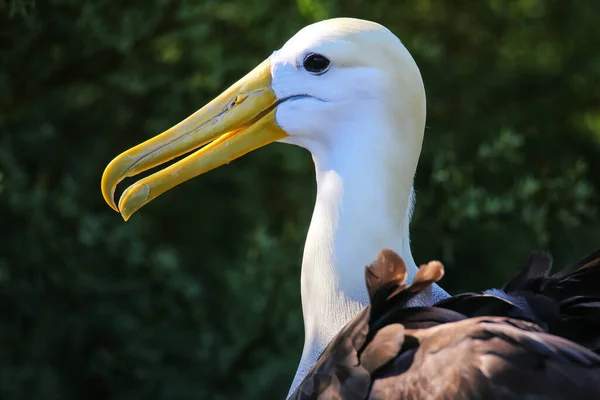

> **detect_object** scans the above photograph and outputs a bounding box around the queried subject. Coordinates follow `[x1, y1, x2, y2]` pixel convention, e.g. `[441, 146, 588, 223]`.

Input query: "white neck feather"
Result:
[285, 118, 449, 397]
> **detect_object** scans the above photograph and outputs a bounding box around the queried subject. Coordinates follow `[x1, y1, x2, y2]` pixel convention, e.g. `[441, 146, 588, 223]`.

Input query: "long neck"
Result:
[287, 131, 449, 396]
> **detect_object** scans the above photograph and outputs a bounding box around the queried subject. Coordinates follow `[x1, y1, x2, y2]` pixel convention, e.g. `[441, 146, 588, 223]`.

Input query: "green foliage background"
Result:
[1, 0, 600, 398]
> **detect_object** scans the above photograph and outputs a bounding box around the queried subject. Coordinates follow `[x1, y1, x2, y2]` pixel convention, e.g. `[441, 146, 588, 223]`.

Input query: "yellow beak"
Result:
[101, 59, 287, 221]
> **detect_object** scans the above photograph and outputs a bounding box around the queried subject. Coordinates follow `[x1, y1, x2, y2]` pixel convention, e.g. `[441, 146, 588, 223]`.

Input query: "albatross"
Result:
[101, 18, 600, 398]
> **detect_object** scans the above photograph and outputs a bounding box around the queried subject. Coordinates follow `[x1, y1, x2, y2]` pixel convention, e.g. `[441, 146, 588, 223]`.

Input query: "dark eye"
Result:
[303, 53, 331, 74]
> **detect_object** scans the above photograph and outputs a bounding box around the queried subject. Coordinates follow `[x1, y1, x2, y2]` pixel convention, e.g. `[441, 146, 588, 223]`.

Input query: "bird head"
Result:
[102, 18, 426, 220]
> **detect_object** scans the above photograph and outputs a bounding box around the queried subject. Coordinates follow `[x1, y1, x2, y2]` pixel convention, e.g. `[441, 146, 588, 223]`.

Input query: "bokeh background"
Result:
[2, 0, 600, 398]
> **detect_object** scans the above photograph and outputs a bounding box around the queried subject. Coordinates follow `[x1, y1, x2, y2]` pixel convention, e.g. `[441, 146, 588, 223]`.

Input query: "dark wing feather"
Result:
[553, 247, 600, 278]
[435, 292, 525, 319]
[540, 250, 600, 352]
[369, 317, 600, 400]
[289, 249, 600, 400]
[436, 247, 600, 353]
[502, 250, 553, 292]
[513, 248, 600, 352]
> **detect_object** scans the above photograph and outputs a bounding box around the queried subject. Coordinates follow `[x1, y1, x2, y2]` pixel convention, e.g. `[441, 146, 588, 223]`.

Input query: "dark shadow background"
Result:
[1, 0, 600, 398]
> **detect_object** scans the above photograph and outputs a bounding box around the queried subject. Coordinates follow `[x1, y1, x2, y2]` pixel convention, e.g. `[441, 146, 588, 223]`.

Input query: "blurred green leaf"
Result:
[1, 0, 600, 399]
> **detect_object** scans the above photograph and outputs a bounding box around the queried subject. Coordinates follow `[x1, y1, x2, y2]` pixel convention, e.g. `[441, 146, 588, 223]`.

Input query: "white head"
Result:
[101, 17, 445, 398]
[273, 19, 426, 181]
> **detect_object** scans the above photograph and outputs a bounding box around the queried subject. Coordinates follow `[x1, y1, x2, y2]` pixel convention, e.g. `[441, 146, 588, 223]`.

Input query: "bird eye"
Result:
[303, 53, 331, 74]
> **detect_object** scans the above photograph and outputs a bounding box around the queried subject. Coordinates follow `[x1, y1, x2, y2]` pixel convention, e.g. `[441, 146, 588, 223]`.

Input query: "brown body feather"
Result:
[290, 249, 600, 400]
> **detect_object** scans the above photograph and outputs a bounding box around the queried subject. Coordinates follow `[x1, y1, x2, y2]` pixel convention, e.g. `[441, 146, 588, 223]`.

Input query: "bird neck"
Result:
[287, 134, 449, 396]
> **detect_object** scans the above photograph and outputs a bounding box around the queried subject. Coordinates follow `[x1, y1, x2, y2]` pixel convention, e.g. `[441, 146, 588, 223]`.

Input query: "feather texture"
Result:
[289, 249, 600, 399]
